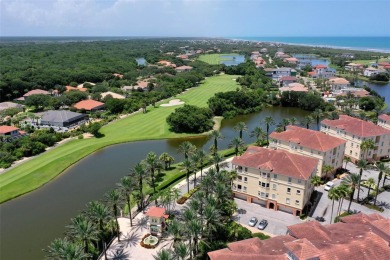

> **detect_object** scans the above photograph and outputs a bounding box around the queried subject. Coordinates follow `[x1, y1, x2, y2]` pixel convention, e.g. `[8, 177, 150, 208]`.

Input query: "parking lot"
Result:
[233, 198, 302, 236]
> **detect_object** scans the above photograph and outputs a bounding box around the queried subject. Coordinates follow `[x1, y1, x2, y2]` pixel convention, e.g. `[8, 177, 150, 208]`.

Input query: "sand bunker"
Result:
[160, 99, 185, 107]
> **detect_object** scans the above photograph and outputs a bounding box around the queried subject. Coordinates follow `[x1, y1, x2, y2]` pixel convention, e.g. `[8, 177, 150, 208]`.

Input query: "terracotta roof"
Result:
[379, 114, 390, 121]
[100, 91, 125, 99]
[279, 85, 308, 93]
[73, 100, 104, 111]
[145, 206, 169, 218]
[321, 115, 390, 137]
[270, 125, 346, 152]
[288, 221, 332, 241]
[329, 77, 350, 85]
[314, 64, 327, 69]
[338, 89, 370, 98]
[280, 76, 296, 81]
[0, 125, 20, 134]
[23, 89, 50, 97]
[284, 238, 320, 259]
[175, 65, 193, 71]
[340, 212, 385, 224]
[66, 86, 88, 92]
[232, 146, 318, 180]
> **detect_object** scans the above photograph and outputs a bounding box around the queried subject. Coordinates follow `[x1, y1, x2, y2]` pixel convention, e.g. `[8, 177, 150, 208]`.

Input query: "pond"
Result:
[293, 54, 329, 67]
[220, 54, 245, 66]
[354, 80, 390, 112]
[136, 58, 147, 66]
[0, 107, 311, 260]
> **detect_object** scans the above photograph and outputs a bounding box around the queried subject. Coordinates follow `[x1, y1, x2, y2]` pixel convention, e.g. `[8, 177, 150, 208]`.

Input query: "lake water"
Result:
[220, 54, 245, 66]
[355, 80, 390, 112]
[135, 58, 147, 66]
[0, 106, 310, 260]
[293, 54, 329, 67]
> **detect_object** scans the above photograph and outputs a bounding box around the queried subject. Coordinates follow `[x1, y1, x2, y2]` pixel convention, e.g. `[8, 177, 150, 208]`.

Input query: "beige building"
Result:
[231, 146, 319, 216]
[378, 114, 390, 130]
[145, 206, 169, 237]
[321, 115, 390, 162]
[269, 126, 346, 177]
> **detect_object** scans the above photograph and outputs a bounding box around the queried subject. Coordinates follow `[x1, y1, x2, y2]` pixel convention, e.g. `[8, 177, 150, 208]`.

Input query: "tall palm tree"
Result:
[153, 249, 174, 260]
[178, 141, 195, 160]
[311, 175, 323, 189]
[183, 159, 194, 193]
[322, 165, 334, 179]
[374, 162, 389, 205]
[187, 218, 202, 258]
[328, 188, 339, 224]
[311, 109, 323, 130]
[335, 184, 349, 217]
[364, 177, 376, 201]
[66, 215, 99, 255]
[356, 159, 368, 203]
[250, 126, 266, 145]
[105, 189, 122, 241]
[360, 139, 375, 160]
[263, 116, 275, 142]
[193, 149, 207, 180]
[159, 152, 173, 170]
[234, 122, 248, 139]
[167, 219, 183, 245]
[86, 201, 111, 249]
[211, 153, 223, 173]
[132, 163, 147, 210]
[301, 115, 314, 129]
[342, 173, 360, 212]
[343, 156, 352, 169]
[290, 117, 297, 125]
[229, 137, 244, 156]
[118, 176, 136, 227]
[209, 130, 223, 154]
[144, 152, 159, 194]
[45, 237, 89, 260]
[173, 242, 189, 260]
[281, 118, 290, 131]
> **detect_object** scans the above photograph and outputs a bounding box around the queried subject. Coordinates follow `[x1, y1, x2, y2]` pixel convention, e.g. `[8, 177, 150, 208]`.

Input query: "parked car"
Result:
[258, 219, 268, 230]
[324, 181, 334, 191]
[248, 217, 258, 227]
[315, 216, 325, 222]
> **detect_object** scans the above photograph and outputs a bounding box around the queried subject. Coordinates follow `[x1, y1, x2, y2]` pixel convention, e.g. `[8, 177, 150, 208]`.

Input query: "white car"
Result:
[324, 181, 334, 191]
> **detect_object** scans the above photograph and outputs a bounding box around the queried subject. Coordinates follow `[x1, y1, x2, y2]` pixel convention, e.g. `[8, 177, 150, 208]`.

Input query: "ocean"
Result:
[231, 37, 390, 53]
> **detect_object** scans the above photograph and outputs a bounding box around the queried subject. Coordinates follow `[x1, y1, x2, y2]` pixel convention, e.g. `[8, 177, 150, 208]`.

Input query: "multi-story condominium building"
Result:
[269, 126, 346, 177]
[321, 115, 390, 162]
[378, 114, 390, 130]
[231, 146, 319, 216]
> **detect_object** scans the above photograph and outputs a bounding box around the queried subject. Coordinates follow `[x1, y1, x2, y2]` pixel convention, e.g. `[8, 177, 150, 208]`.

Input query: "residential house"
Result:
[231, 146, 318, 216]
[335, 88, 370, 99]
[0, 102, 24, 112]
[254, 57, 266, 68]
[15, 89, 50, 101]
[0, 125, 25, 141]
[279, 83, 308, 93]
[73, 100, 105, 112]
[363, 67, 385, 77]
[310, 65, 336, 79]
[157, 60, 176, 68]
[283, 57, 298, 64]
[279, 76, 297, 86]
[113, 73, 124, 79]
[377, 62, 390, 71]
[100, 91, 125, 99]
[328, 77, 350, 91]
[378, 114, 390, 130]
[269, 126, 346, 177]
[175, 65, 193, 72]
[265, 67, 295, 80]
[260, 48, 268, 53]
[321, 115, 390, 162]
[65, 86, 88, 92]
[208, 213, 390, 260]
[177, 55, 189, 60]
[40, 110, 88, 128]
[345, 62, 364, 72]
[146, 206, 169, 237]
[274, 52, 290, 59]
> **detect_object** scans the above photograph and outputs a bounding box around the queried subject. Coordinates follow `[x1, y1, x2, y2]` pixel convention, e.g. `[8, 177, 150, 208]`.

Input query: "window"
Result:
[244, 167, 248, 172]
[298, 179, 302, 184]
[237, 176, 242, 182]
[237, 166, 243, 172]
[273, 184, 277, 190]
[350, 150, 352, 155]
[244, 177, 248, 183]
[286, 198, 290, 204]
[237, 185, 242, 190]
[259, 181, 262, 186]
[273, 174, 277, 179]
[262, 182, 266, 188]
[260, 192, 266, 198]
[300, 146, 303, 150]
[243, 186, 247, 192]
[287, 188, 291, 193]
[295, 200, 299, 205]
[266, 183, 270, 188]
[272, 194, 276, 199]
[351, 143, 354, 148]
[296, 190, 301, 195]
[262, 172, 267, 178]
[288, 177, 292, 183]
[266, 193, 269, 198]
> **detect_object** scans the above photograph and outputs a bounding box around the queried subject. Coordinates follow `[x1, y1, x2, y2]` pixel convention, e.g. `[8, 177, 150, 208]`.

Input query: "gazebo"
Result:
[145, 206, 169, 237]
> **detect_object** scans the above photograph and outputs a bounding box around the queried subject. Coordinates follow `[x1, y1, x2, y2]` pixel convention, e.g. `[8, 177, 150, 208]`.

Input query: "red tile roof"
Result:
[284, 238, 320, 259]
[0, 125, 20, 134]
[175, 65, 193, 71]
[145, 206, 169, 218]
[379, 114, 390, 121]
[338, 89, 370, 98]
[314, 64, 327, 69]
[270, 125, 346, 152]
[66, 86, 88, 92]
[288, 221, 332, 241]
[280, 76, 296, 81]
[321, 115, 390, 137]
[23, 89, 50, 96]
[73, 100, 104, 111]
[232, 146, 318, 180]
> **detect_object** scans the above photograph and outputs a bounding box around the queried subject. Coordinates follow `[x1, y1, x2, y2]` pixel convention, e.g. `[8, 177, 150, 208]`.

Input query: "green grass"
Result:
[198, 53, 239, 65]
[351, 58, 390, 66]
[0, 74, 240, 203]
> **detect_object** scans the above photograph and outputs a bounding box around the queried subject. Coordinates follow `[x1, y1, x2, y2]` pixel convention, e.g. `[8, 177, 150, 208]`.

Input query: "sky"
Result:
[0, 0, 389, 37]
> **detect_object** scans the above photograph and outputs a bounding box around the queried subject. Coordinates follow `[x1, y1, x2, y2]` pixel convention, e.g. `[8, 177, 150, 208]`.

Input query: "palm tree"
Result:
[335, 184, 349, 217]
[356, 159, 368, 203]
[183, 159, 194, 193]
[250, 126, 266, 145]
[105, 189, 122, 241]
[360, 139, 375, 160]
[86, 201, 111, 249]
[45, 237, 89, 260]
[187, 218, 202, 258]
[342, 173, 360, 212]
[202, 203, 221, 239]
[281, 118, 290, 131]
[209, 130, 223, 154]
[311, 175, 323, 189]
[193, 149, 207, 180]
[234, 122, 247, 139]
[328, 188, 339, 224]
[312, 109, 323, 130]
[229, 137, 244, 156]
[290, 117, 297, 125]
[374, 162, 389, 206]
[301, 115, 313, 129]
[322, 165, 334, 179]
[159, 152, 173, 170]
[364, 177, 376, 201]
[178, 141, 195, 160]
[153, 249, 174, 260]
[144, 152, 159, 194]
[132, 163, 147, 210]
[263, 116, 275, 142]
[67, 215, 99, 255]
[118, 176, 136, 227]
[167, 219, 183, 245]
[211, 153, 223, 173]
[173, 242, 189, 260]
[343, 156, 352, 169]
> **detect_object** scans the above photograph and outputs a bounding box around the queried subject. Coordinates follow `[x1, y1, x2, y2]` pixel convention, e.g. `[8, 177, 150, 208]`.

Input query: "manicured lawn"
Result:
[0, 74, 240, 203]
[198, 53, 238, 65]
[352, 58, 390, 66]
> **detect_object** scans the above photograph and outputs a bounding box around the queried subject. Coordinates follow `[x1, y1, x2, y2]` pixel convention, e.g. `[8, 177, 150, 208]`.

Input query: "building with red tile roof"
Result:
[0, 125, 25, 140]
[15, 89, 51, 101]
[146, 206, 169, 237]
[378, 114, 390, 130]
[65, 86, 88, 92]
[231, 146, 318, 215]
[283, 57, 299, 64]
[269, 126, 346, 177]
[73, 100, 104, 112]
[157, 60, 176, 68]
[321, 115, 390, 162]
[113, 73, 124, 79]
[328, 77, 350, 90]
[208, 213, 390, 260]
[279, 83, 308, 93]
[175, 65, 193, 72]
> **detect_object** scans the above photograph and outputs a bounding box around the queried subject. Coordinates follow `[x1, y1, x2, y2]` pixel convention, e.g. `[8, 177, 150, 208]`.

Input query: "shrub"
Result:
[176, 186, 199, 204]
[78, 135, 84, 139]
[167, 104, 213, 133]
[252, 232, 271, 240]
[364, 203, 384, 212]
